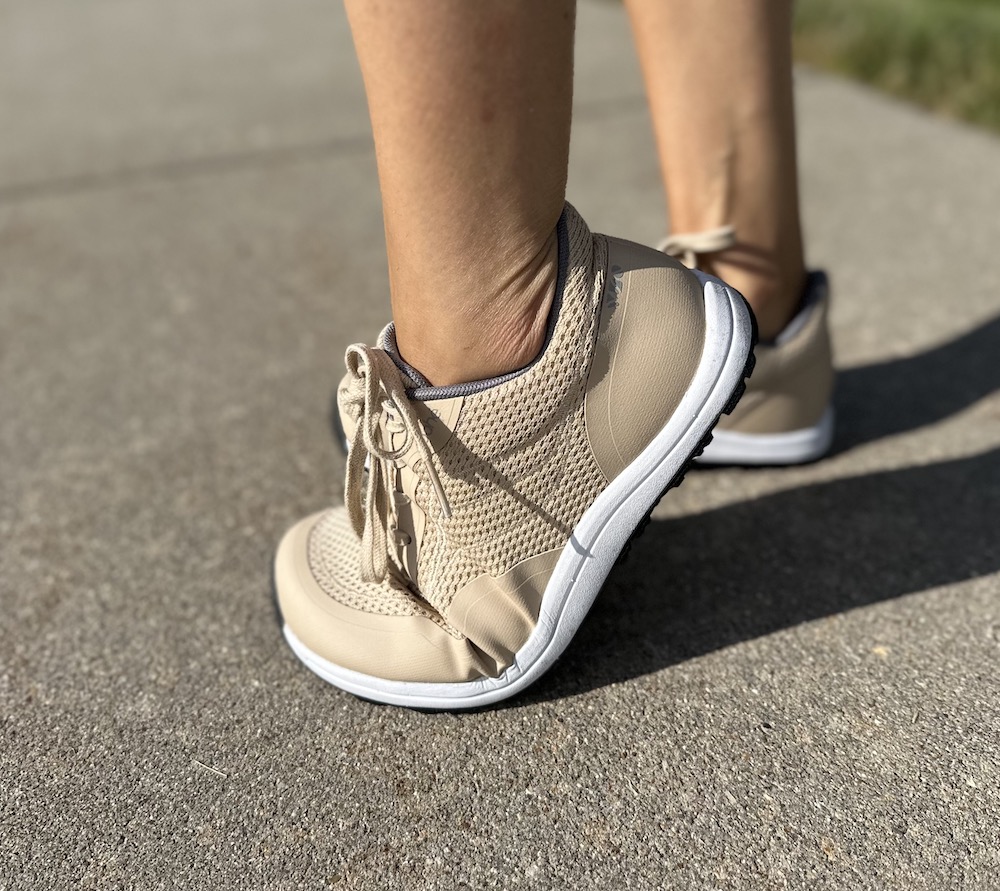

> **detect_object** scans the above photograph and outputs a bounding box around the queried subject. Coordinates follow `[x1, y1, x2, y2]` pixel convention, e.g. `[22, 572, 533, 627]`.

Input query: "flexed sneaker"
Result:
[662, 230, 835, 465]
[274, 204, 755, 709]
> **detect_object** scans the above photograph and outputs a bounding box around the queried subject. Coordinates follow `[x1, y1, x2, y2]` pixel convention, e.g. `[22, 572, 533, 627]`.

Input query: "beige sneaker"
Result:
[661, 231, 835, 465]
[275, 204, 755, 709]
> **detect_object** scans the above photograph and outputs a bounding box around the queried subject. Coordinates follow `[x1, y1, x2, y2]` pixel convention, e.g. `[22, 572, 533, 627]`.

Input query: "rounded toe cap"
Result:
[274, 508, 492, 684]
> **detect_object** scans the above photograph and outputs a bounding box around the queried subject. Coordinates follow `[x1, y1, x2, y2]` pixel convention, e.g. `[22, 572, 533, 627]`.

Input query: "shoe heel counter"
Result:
[780, 279, 835, 425]
[723, 276, 834, 433]
[584, 236, 707, 482]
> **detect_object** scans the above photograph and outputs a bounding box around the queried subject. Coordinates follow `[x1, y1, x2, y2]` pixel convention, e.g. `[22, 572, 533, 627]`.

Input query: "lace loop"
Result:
[658, 225, 737, 270]
[340, 344, 451, 583]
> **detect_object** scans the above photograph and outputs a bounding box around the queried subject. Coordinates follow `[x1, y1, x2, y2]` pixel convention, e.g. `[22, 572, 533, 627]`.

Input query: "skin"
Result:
[625, 0, 806, 341]
[344, 0, 574, 386]
[345, 0, 805, 385]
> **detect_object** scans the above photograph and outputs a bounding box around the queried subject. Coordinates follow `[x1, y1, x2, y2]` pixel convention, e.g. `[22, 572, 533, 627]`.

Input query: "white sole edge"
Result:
[283, 273, 753, 709]
[696, 405, 834, 466]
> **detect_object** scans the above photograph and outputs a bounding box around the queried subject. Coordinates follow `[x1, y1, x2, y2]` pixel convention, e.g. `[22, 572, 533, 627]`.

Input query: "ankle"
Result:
[392, 229, 560, 387]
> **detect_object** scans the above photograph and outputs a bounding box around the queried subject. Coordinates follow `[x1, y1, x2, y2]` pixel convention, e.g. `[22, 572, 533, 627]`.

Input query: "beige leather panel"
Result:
[447, 547, 563, 671]
[276, 514, 494, 683]
[585, 237, 706, 482]
[719, 291, 833, 434]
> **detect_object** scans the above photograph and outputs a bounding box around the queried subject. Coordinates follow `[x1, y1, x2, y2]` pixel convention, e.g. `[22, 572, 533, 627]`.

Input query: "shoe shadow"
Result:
[523, 446, 1000, 703]
[832, 313, 1000, 452]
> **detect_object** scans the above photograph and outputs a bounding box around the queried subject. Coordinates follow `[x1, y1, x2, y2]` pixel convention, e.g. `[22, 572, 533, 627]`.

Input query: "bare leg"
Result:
[624, 0, 806, 340]
[344, 0, 575, 386]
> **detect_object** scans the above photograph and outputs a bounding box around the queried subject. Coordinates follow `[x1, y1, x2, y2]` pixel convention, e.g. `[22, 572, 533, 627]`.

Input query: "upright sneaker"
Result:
[661, 231, 835, 465]
[274, 204, 756, 709]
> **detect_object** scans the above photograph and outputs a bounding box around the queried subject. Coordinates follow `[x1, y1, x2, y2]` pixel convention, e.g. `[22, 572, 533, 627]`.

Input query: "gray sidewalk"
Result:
[3, 1, 1000, 888]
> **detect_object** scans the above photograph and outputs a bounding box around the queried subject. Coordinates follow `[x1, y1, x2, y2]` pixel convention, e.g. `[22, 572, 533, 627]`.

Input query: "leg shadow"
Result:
[526, 446, 1000, 701]
[834, 313, 1000, 451]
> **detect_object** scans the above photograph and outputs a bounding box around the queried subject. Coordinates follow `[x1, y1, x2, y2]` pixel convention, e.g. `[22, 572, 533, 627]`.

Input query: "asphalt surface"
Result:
[3, 1, 1000, 888]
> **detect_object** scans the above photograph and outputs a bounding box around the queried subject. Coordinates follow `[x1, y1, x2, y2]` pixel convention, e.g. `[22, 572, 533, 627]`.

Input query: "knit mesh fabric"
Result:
[409, 203, 610, 613]
[307, 507, 457, 632]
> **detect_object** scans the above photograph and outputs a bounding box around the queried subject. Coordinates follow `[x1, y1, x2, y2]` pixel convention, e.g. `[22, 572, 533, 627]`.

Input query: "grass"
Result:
[794, 0, 1000, 132]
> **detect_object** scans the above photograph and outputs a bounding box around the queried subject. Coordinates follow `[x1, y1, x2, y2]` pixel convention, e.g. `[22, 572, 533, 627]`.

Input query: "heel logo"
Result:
[603, 265, 624, 313]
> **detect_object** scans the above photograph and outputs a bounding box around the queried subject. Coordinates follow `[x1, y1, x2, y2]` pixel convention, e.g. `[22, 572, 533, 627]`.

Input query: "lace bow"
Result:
[340, 344, 451, 583]
[659, 225, 736, 270]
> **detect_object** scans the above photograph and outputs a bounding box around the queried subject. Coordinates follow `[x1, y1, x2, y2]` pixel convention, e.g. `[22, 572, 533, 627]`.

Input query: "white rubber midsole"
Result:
[696, 405, 834, 466]
[283, 273, 753, 709]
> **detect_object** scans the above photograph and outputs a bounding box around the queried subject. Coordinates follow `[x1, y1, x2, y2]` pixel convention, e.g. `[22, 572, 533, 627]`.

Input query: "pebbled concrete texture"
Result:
[2, 1, 999, 888]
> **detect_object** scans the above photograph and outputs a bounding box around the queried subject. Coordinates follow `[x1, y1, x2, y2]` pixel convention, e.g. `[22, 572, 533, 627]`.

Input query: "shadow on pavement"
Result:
[833, 313, 1000, 452]
[527, 445, 1000, 702]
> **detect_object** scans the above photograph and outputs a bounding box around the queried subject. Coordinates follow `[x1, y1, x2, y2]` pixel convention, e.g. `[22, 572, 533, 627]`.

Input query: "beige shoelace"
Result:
[658, 225, 736, 269]
[341, 344, 451, 584]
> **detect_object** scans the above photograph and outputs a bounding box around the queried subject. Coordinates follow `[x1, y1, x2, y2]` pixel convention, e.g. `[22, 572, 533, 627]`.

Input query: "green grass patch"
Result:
[794, 0, 1000, 132]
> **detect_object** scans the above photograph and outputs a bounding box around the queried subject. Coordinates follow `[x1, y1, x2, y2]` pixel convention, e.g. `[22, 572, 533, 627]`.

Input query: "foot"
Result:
[661, 232, 835, 466]
[275, 204, 756, 708]
[696, 271, 834, 465]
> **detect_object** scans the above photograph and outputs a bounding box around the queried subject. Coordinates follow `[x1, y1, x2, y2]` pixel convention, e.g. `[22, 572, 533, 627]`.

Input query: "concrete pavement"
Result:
[3, 1, 1000, 888]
